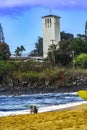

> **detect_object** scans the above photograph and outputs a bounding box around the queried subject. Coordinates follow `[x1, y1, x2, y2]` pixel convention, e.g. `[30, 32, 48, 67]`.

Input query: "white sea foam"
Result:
[0, 101, 87, 117]
[39, 101, 87, 112]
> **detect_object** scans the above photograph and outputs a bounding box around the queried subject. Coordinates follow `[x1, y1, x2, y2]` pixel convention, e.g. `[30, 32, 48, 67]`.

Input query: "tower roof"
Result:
[42, 15, 60, 19]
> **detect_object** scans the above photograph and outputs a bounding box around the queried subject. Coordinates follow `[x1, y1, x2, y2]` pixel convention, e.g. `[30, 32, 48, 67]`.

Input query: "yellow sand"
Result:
[0, 104, 87, 130]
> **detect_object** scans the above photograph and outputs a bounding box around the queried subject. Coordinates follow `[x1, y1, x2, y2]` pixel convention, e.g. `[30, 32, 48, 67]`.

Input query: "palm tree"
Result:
[14, 45, 26, 57]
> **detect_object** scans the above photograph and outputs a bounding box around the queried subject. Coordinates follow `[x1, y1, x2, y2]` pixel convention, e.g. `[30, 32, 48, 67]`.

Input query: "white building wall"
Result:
[42, 15, 60, 58]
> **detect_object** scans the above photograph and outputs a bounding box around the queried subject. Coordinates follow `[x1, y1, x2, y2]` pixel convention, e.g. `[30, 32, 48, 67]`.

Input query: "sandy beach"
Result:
[0, 103, 87, 130]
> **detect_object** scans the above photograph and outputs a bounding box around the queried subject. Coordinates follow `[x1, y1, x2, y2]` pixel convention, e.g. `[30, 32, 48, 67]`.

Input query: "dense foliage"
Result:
[0, 60, 87, 92]
[14, 45, 26, 56]
[0, 42, 11, 60]
[61, 31, 74, 40]
[29, 37, 43, 56]
[48, 34, 87, 67]
[75, 53, 87, 68]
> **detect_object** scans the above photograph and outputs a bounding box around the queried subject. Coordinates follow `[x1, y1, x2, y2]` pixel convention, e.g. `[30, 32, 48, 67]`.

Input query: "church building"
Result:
[42, 15, 61, 58]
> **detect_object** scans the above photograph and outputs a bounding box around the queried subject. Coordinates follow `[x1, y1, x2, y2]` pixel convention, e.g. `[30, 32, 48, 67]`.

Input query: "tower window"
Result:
[45, 18, 51, 28]
[50, 18, 51, 23]
[45, 19, 46, 24]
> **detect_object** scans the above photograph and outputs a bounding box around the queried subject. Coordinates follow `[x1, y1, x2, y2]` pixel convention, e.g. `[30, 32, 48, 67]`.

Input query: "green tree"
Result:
[55, 37, 87, 66]
[48, 43, 57, 66]
[61, 31, 74, 40]
[14, 45, 26, 56]
[71, 38, 87, 55]
[76, 34, 86, 41]
[75, 53, 87, 68]
[30, 37, 43, 56]
[0, 42, 11, 60]
[55, 39, 72, 66]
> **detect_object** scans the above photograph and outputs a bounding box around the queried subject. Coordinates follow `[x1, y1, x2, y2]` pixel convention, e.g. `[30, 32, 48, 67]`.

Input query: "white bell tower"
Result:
[42, 15, 61, 58]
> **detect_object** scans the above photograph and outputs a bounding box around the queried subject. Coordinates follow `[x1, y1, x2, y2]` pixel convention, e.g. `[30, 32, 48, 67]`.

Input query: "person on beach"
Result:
[33, 106, 38, 113]
[30, 105, 38, 113]
[30, 105, 34, 113]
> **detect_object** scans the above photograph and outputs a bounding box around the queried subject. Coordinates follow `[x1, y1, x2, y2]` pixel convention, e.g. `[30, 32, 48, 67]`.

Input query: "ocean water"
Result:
[0, 92, 87, 117]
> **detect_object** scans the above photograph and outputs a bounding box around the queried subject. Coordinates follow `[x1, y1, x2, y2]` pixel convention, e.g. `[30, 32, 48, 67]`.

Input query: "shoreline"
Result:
[0, 85, 87, 96]
[0, 102, 87, 130]
[0, 101, 87, 117]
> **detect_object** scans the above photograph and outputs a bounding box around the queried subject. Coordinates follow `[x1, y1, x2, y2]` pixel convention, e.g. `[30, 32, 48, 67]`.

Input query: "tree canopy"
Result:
[14, 45, 26, 57]
[29, 37, 43, 56]
[48, 34, 87, 67]
[75, 53, 87, 68]
[0, 42, 11, 60]
[61, 31, 74, 40]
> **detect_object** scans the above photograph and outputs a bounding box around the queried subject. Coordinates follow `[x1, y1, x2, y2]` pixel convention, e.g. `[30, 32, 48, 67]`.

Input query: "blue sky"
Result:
[0, 0, 87, 54]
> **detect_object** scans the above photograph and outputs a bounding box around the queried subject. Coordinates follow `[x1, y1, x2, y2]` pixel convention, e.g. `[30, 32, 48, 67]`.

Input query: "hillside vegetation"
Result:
[0, 60, 87, 95]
